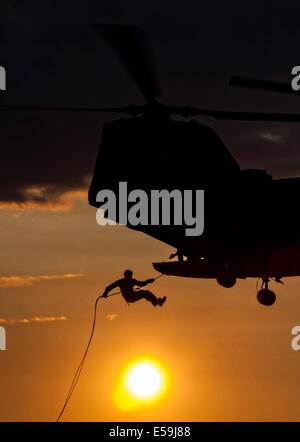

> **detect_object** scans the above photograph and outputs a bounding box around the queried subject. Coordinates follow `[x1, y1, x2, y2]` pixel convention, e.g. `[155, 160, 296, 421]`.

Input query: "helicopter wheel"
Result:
[257, 288, 276, 306]
[217, 271, 236, 288]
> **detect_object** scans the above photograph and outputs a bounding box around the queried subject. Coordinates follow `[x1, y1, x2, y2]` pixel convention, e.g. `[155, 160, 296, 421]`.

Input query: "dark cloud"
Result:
[0, 110, 104, 207]
[1, 1, 300, 208]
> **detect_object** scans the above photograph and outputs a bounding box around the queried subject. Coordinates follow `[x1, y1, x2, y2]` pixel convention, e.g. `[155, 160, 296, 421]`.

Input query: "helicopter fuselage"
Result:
[89, 116, 300, 285]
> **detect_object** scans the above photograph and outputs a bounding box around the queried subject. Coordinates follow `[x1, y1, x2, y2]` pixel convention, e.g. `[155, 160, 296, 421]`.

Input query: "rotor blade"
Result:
[230, 76, 296, 95]
[0, 106, 115, 112]
[0, 104, 144, 115]
[95, 23, 160, 101]
[175, 106, 300, 121]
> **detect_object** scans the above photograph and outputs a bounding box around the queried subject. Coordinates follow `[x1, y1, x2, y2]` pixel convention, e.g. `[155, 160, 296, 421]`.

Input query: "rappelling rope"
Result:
[55, 273, 163, 422]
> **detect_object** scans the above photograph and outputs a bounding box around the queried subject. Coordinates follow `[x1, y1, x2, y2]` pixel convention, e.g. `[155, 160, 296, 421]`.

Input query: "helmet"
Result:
[124, 269, 133, 278]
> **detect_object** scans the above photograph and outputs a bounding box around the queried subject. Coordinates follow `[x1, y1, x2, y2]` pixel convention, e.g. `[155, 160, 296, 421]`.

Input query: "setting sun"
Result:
[113, 357, 169, 411]
[128, 363, 161, 398]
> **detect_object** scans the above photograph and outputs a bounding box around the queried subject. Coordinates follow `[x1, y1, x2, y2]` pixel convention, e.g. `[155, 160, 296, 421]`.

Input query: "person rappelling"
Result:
[101, 269, 167, 307]
[56, 269, 165, 421]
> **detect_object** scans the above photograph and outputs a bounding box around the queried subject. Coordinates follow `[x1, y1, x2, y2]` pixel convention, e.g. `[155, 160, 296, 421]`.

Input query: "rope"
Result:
[153, 273, 163, 281]
[56, 294, 102, 422]
[55, 273, 163, 422]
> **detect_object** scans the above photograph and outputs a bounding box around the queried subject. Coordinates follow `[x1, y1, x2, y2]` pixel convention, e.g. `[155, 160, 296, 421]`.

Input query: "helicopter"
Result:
[3, 24, 300, 306]
[87, 25, 300, 307]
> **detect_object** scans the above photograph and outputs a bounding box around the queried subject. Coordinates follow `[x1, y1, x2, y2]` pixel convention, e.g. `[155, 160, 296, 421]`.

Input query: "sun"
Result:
[128, 363, 161, 398]
[113, 357, 169, 410]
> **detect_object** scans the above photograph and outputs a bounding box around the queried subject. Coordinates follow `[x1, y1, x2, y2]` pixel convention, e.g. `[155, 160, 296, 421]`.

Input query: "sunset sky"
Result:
[1, 0, 300, 422]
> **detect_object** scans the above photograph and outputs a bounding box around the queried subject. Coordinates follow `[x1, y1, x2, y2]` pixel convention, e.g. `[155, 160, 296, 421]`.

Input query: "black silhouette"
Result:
[169, 250, 184, 262]
[102, 269, 167, 307]
[5, 24, 300, 307]
[87, 25, 300, 307]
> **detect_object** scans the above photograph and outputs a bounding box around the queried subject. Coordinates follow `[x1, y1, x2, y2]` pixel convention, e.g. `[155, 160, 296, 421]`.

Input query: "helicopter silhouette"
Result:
[4, 24, 300, 306]
[87, 25, 300, 307]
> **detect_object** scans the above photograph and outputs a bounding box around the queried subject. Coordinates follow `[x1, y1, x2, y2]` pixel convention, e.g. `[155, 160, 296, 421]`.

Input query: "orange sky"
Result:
[1, 195, 300, 421]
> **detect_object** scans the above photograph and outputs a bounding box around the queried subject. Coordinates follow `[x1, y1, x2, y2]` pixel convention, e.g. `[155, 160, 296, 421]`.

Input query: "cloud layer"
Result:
[2, 11, 300, 213]
[0, 316, 67, 325]
[105, 314, 118, 321]
[0, 273, 85, 288]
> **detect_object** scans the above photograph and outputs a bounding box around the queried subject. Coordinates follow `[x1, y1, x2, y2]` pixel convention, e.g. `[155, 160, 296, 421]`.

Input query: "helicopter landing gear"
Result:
[257, 278, 276, 306]
[217, 270, 237, 288]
